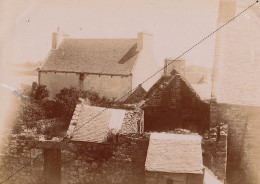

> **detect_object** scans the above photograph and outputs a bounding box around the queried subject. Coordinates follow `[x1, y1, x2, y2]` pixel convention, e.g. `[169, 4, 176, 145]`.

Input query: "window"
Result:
[166, 179, 173, 184]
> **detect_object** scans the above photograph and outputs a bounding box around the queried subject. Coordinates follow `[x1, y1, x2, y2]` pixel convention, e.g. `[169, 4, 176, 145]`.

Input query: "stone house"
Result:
[141, 59, 210, 133]
[39, 29, 161, 100]
[145, 133, 204, 184]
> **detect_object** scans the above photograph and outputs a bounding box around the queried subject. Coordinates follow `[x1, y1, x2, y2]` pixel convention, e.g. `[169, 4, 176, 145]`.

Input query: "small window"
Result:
[166, 179, 173, 184]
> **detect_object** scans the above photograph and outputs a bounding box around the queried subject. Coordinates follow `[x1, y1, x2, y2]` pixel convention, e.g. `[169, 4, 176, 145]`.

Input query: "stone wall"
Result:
[201, 98, 228, 182]
[131, 44, 161, 92]
[0, 134, 44, 184]
[0, 133, 150, 184]
[143, 71, 210, 133]
[61, 134, 149, 184]
[210, 102, 260, 184]
[82, 74, 132, 101]
[39, 71, 132, 100]
[145, 171, 203, 184]
[39, 71, 80, 98]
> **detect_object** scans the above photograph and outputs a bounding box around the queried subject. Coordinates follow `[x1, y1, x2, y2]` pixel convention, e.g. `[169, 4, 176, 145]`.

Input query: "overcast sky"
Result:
[1, 0, 220, 68]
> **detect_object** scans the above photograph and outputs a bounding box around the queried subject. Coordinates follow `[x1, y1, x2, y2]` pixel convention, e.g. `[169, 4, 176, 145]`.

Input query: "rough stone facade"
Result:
[145, 171, 203, 184]
[39, 71, 132, 99]
[142, 70, 210, 133]
[0, 133, 150, 184]
[210, 101, 260, 184]
[0, 134, 44, 184]
[201, 99, 228, 182]
[0, 129, 229, 184]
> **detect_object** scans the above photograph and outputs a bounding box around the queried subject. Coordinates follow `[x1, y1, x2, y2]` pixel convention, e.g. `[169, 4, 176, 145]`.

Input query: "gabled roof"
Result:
[145, 133, 203, 174]
[41, 39, 139, 75]
[67, 104, 142, 143]
[142, 70, 205, 109]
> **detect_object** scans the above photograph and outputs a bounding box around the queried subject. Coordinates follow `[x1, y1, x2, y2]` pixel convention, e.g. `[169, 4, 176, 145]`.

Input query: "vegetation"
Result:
[12, 83, 115, 139]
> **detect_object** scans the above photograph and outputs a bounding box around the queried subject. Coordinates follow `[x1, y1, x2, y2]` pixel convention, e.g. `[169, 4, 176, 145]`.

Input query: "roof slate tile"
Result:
[41, 38, 139, 75]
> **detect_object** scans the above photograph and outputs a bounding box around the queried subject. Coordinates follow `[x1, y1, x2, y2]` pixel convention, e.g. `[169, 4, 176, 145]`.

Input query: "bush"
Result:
[12, 99, 46, 134]
[30, 82, 49, 101]
[41, 99, 59, 118]
[55, 87, 81, 121]
[54, 87, 115, 121]
[12, 84, 116, 135]
[19, 99, 46, 122]
[43, 118, 69, 139]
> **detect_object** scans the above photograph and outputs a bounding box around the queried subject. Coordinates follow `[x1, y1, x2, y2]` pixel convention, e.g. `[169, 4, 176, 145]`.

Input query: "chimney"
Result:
[164, 58, 185, 76]
[217, 0, 236, 24]
[137, 31, 153, 52]
[52, 26, 70, 50]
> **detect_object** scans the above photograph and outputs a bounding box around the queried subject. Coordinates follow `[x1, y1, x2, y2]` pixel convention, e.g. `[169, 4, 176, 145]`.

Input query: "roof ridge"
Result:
[41, 38, 138, 75]
[64, 38, 137, 40]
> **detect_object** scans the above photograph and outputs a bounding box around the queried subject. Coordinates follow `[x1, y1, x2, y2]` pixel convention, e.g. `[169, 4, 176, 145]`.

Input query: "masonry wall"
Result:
[0, 134, 44, 184]
[201, 99, 228, 182]
[0, 133, 150, 184]
[82, 74, 132, 100]
[210, 102, 260, 184]
[143, 73, 210, 133]
[39, 71, 80, 97]
[39, 71, 132, 100]
[145, 171, 203, 184]
[131, 46, 161, 92]
[61, 134, 149, 184]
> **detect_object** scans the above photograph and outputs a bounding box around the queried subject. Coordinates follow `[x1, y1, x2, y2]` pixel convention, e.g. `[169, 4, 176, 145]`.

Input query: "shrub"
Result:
[55, 87, 81, 121]
[30, 82, 49, 101]
[12, 99, 46, 134]
[43, 118, 69, 139]
[41, 99, 59, 118]
[54, 87, 115, 121]
[19, 99, 46, 122]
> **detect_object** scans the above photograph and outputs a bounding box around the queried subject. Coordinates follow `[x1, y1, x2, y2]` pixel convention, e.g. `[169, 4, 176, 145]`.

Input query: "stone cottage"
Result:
[39, 29, 161, 100]
[141, 59, 210, 133]
[145, 133, 204, 184]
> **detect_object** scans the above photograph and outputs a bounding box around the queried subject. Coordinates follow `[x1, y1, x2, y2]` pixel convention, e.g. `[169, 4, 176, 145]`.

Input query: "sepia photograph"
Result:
[0, 0, 259, 183]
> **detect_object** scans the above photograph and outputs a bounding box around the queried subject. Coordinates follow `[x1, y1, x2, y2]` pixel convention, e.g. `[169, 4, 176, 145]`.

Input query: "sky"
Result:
[0, 0, 219, 68]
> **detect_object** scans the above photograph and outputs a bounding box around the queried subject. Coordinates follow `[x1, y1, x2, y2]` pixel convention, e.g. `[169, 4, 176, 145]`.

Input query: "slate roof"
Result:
[67, 104, 142, 143]
[145, 133, 203, 174]
[41, 38, 139, 75]
[143, 70, 205, 109]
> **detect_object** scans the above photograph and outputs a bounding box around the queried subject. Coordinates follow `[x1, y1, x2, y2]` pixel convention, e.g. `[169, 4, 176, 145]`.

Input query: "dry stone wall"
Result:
[0, 134, 44, 184]
[0, 133, 149, 184]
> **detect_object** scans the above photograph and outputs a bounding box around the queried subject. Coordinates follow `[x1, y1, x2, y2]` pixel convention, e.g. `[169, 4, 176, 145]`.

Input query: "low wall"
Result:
[0, 133, 150, 184]
[0, 134, 44, 184]
[0, 127, 230, 184]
